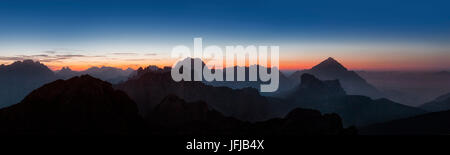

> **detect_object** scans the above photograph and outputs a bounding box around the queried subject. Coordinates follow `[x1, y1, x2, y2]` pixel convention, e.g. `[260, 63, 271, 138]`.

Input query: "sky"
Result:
[0, 0, 449, 71]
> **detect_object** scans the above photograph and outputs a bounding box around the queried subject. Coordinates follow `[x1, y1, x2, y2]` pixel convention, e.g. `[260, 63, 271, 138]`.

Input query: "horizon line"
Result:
[1, 59, 448, 73]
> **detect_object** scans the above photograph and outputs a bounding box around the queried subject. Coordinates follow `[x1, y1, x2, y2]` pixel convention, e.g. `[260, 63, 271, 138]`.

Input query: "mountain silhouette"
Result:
[311, 57, 348, 72]
[147, 94, 246, 135]
[150, 94, 223, 126]
[115, 61, 424, 126]
[147, 94, 356, 135]
[0, 60, 58, 108]
[360, 109, 450, 135]
[115, 68, 272, 122]
[0, 71, 354, 135]
[204, 65, 295, 95]
[116, 64, 424, 127]
[57, 66, 79, 78]
[0, 75, 145, 135]
[288, 73, 346, 99]
[420, 92, 450, 112]
[171, 57, 295, 95]
[56, 66, 134, 84]
[284, 73, 425, 127]
[289, 57, 383, 99]
[251, 108, 356, 135]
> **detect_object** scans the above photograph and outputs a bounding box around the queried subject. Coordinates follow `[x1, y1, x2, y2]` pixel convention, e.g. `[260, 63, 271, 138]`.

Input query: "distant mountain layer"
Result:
[0, 58, 438, 135]
[0, 75, 145, 135]
[116, 63, 425, 127]
[56, 66, 134, 84]
[167, 58, 295, 95]
[148, 94, 356, 135]
[0, 60, 57, 108]
[0, 74, 354, 135]
[420, 93, 450, 112]
[203, 66, 295, 96]
[115, 68, 273, 122]
[289, 57, 383, 99]
[357, 71, 450, 107]
[0, 60, 135, 108]
[360, 110, 450, 135]
[283, 73, 426, 127]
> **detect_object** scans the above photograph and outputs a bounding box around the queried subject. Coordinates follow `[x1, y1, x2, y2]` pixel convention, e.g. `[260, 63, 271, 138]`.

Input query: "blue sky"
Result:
[0, 0, 449, 70]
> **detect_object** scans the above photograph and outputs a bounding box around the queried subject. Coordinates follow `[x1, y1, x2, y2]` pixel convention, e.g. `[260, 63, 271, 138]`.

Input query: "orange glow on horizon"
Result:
[44, 60, 446, 72]
[1, 55, 449, 72]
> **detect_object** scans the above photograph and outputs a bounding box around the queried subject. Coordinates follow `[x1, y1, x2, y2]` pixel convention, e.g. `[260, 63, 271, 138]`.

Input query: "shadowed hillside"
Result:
[203, 65, 295, 96]
[0, 74, 355, 135]
[289, 57, 383, 99]
[360, 109, 450, 135]
[0, 75, 146, 135]
[147, 95, 356, 135]
[115, 67, 272, 122]
[420, 92, 450, 112]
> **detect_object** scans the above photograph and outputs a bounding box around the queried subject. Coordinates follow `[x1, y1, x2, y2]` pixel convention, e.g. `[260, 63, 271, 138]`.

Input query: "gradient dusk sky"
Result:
[0, 0, 449, 71]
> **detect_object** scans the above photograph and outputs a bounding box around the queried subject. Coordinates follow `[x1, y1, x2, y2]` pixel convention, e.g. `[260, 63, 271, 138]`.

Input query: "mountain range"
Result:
[289, 57, 383, 99]
[277, 73, 426, 126]
[115, 66, 273, 122]
[0, 60, 136, 108]
[0, 74, 354, 135]
[56, 66, 134, 84]
[165, 57, 295, 95]
[0, 60, 57, 108]
[149, 94, 355, 135]
[1, 58, 449, 135]
[115, 58, 425, 127]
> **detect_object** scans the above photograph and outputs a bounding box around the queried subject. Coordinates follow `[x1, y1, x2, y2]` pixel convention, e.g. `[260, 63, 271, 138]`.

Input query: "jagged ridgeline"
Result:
[0, 58, 445, 135]
[0, 75, 354, 135]
[0, 60, 136, 109]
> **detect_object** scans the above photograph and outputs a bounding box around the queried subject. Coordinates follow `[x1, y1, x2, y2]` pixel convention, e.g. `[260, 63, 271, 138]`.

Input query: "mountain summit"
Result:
[0, 60, 54, 76]
[311, 57, 348, 72]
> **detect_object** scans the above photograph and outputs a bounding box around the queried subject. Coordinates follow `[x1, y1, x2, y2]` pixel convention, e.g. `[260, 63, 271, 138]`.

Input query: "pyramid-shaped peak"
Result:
[311, 57, 347, 71]
[325, 57, 337, 62]
[322, 57, 342, 66]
